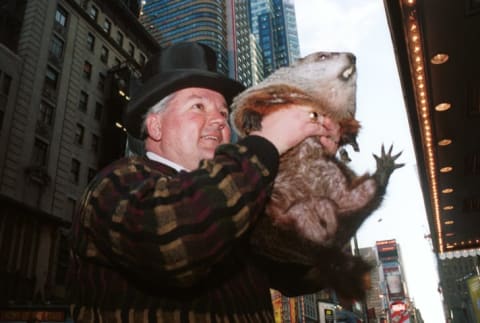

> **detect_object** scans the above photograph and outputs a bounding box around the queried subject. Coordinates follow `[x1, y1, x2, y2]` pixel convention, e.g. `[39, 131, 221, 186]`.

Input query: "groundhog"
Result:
[230, 51, 404, 300]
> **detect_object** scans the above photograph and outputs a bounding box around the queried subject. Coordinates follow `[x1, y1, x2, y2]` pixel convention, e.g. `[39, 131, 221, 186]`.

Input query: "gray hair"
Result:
[140, 92, 175, 138]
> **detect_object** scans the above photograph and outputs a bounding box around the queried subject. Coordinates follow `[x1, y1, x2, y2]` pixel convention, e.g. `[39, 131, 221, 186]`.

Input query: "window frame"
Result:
[79, 91, 89, 111]
[71, 158, 81, 184]
[32, 138, 49, 166]
[74, 123, 85, 145]
[55, 6, 68, 27]
[83, 61, 92, 80]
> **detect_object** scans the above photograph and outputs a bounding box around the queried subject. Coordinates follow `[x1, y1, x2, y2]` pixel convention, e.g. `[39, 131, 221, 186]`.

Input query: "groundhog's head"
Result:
[230, 51, 357, 137]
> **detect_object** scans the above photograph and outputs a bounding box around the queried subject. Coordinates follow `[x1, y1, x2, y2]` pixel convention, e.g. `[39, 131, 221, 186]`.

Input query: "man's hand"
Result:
[249, 106, 341, 155]
[318, 116, 341, 156]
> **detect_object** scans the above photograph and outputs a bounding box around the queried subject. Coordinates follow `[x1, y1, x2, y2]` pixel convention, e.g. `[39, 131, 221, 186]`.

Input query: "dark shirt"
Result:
[68, 136, 285, 322]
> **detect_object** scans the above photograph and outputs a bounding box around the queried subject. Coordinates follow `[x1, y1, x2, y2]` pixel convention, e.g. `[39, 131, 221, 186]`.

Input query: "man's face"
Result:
[147, 87, 231, 170]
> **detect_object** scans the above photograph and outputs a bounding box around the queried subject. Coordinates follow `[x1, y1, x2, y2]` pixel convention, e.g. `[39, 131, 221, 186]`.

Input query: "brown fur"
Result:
[230, 51, 403, 300]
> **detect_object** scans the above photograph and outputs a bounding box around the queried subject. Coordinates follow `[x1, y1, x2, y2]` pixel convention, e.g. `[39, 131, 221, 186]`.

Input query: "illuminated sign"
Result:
[377, 240, 399, 261]
[324, 309, 334, 323]
[391, 303, 406, 312]
[390, 301, 410, 323]
[376, 239, 396, 246]
[0, 310, 66, 322]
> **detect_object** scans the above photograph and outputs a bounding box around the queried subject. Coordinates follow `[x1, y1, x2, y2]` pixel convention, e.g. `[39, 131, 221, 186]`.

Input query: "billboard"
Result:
[270, 290, 282, 323]
[270, 290, 298, 323]
[390, 301, 410, 323]
[376, 239, 399, 262]
[382, 263, 405, 301]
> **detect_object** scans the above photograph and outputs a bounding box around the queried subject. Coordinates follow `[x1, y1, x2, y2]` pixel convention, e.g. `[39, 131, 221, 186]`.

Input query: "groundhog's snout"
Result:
[341, 65, 356, 80]
[339, 53, 356, 81]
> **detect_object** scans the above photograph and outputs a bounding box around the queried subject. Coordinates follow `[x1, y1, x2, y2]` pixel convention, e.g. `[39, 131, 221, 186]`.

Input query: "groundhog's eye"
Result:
[319, 54, 328, 60]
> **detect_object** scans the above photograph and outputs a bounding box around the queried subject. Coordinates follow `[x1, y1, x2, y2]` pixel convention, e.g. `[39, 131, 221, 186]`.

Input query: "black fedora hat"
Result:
[123, 42, 245, 138]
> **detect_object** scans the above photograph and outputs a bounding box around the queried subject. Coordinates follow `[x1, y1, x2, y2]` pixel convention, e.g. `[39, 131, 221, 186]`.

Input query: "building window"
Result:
[465, 152, 480, 176]
[74, 123, 84, 145]
[114, 57, 121, 67]
[71, 158, 80, 183]
[50, 35, 64, 59]
[83, 61, 92, 79]
[89, 5, 98, 21]
[55, 6, 68, 27]
[32, 138, 48, 166]
[94, 102, 103, 120]
[1, 72, 12, 96]
[128, 42, 134, 57]
[45, 67, 58, 89]
[103, 19, 111, 34]
[43, 67, 58, 101]
[79, 91, 88, 111]
[100, 46, 109, 63]
[97, 73, 105, 91]
[116, 31, 124, 47]
[91, 133, 99, 152]
[87, 33, 95, 51]
[39, 101, 54, 125]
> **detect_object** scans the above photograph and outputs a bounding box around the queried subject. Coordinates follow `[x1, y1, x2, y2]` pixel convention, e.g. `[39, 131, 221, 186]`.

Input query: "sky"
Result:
[294, 1, 446, 322]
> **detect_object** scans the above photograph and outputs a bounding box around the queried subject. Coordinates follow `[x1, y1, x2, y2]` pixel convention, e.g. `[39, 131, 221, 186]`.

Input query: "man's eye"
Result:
[220, 110, 229, 118]
[192, 103, 204, 110]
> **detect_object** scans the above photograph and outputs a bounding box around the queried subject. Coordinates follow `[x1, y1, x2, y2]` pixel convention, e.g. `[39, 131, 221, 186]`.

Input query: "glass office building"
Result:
[249, 0, 300, 77]
[141, 0, 229, 75]
[140, 0, 299, 83]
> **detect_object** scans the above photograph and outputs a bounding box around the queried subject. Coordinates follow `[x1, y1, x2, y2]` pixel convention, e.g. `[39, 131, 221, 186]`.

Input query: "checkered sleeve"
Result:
[72, 135, 279, 288]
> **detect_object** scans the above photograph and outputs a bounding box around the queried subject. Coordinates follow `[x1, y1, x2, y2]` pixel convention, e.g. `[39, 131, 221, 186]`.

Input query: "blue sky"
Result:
[294, 1, 445, 322]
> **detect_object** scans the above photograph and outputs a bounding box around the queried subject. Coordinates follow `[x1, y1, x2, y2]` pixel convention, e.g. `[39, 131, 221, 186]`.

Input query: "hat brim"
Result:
[123, 70, 245, 138]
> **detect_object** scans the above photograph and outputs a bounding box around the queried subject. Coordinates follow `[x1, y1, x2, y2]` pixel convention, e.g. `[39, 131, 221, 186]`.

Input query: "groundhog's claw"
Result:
[373, 144, 404, 188]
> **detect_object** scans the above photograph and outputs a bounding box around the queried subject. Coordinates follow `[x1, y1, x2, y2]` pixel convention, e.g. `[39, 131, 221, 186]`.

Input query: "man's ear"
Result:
[145, 113, 162, 141]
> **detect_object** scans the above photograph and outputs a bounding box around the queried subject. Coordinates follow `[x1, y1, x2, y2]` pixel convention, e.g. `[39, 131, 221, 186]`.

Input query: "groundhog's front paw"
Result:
[373, 144, 404, 188]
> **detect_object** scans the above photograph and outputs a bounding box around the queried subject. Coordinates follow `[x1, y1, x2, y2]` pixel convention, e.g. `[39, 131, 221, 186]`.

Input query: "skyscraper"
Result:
[283, 0, 300, 61]
[374, 239, 415, 322]
[249, 0, 300, 77]
[0, 0, 158, 310]
[226, 0, 252, 86]
[140, 0, 229, 75]
[139, 0, 300, 85]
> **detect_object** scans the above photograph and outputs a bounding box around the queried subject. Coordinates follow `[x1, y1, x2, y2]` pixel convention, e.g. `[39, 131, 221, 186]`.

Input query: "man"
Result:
[68, 42, 340, 322]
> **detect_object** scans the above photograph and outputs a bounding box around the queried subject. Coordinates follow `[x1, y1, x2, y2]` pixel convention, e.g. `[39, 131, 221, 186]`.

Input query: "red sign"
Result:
[390, 301, 409, 323]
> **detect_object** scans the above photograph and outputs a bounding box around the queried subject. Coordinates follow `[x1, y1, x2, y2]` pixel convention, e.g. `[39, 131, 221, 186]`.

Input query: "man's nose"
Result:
[209, 110, 228, 128]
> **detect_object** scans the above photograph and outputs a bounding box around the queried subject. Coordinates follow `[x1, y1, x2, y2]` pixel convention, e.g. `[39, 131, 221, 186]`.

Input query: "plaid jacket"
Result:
[67, 136, 289, 323]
